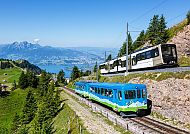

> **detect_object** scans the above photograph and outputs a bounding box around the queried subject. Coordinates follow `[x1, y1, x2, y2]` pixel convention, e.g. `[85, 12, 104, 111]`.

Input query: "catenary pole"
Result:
[125, 22, 128, 76]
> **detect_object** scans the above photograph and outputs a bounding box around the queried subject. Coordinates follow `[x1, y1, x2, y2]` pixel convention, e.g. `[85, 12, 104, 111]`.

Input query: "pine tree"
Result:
[46, 82, 58, 117]
[18, 71, 28, 89]
[41, 119, 55, 134]
[53, 90, 61, 114]
[146, 14, 169, 45]
[118, 32, 133, 56]
[132, 30, 145, 50]
[32, 102, 52, 133]
[38, 71, 51, 96]
[26, 71, 39, 88]
[22, 90, 37, 124]
[106, 54, 112, 62]
[17, 125, 29, 134]
[158, 14, 169, 44]
[71, 66, 80, 81]
[147, 15, 160, 45]
[57, 70, 65, 84]
[11, 113, 21, 133]
[186, 10, 190, 25]
[93, 63, 97, 73]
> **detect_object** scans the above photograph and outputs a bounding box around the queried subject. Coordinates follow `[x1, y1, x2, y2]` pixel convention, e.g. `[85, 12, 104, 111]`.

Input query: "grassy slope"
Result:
[0, 68, 22, 84]
[84, 71, 190, 83]
[178, 56, 190, 66]
[0, 89, 28, 132]
[54, 104, 89, 134]
[168, 19, 187, 40]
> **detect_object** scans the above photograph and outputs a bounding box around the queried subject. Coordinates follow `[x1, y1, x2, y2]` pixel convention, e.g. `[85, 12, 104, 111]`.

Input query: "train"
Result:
[74, 81, 151, 116]
[100, 44, 178, 74]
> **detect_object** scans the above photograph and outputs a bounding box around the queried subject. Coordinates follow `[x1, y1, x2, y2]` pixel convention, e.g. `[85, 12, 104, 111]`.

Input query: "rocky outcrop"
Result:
[129, 78, 190, 125]
[168, 24, 190, 57]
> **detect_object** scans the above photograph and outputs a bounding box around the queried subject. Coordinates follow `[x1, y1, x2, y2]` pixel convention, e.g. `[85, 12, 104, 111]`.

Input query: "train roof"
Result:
[87, 82, 146, 90]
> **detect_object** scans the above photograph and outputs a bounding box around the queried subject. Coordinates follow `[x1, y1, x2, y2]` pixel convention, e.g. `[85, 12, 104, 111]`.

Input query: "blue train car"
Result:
[75, 82, 148, 115]
[75, 81, 90, 97]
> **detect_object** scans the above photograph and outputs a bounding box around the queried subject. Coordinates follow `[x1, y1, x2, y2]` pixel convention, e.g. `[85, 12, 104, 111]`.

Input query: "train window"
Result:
[101, 88, 105, 96]
[125, 90, 136, 99]
[132, 57, 137, 65]
[90, 87, 93, 92]
[99, 65, 105, 69]
[141, 52, 146, 60]
[105, 65, 109, 70]
[94, 87, 97, 93]
[142, 89, 146, 98]
[104, 89, 109, 96]
[137, 90, 141, 98]
[153, 48, 159, 57]
[118, 59, 122, 66]
[145, 51, 151, 59]
[108, 90, 113, 98]
[137, 54, 141, 61]
[118, 91, 122, 100]
[98, 88, 101, 94]
[172, 47, 176, 57]
[121, 60, 126, 67]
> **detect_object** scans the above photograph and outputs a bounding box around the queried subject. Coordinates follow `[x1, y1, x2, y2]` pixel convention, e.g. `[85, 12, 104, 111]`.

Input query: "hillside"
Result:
[0, 89, 28, 133]
[168, 20, 190, 57]
[82, 72, 190, 130]
[0, 59, 42, 74]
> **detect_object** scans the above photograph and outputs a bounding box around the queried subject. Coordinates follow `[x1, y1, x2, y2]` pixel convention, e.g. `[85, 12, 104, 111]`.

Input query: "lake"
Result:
[38, 64, 92, 78]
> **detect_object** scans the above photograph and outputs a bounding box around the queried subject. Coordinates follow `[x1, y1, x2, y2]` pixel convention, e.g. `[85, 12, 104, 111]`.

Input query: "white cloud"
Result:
[33, 38, 40, 44]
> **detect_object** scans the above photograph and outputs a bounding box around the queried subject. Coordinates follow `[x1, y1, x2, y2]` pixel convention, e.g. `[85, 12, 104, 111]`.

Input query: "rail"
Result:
[62, 86, 190, 134]
[102, 66, 190, 77]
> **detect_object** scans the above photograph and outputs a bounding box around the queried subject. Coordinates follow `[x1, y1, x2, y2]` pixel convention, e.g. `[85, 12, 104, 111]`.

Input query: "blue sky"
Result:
[0, 0, 189, 48]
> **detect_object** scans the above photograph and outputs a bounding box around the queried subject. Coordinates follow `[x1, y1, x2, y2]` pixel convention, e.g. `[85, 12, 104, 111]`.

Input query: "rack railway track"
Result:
[102, 66, 190, 77]
[62, 86, 190, 134]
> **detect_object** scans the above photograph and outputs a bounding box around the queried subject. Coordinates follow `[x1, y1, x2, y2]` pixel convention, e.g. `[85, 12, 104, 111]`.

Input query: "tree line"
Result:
[11, 71, 61, 134]
[113, 11, 190, 59]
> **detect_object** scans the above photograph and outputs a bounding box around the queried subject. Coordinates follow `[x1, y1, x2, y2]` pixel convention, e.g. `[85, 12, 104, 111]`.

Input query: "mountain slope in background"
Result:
[67, 47, 119, 60]
[168, 22, 190, 57]
[0, 58, 42, 74]
[0, 42, 119, 75]
[0, 41, 105, 66]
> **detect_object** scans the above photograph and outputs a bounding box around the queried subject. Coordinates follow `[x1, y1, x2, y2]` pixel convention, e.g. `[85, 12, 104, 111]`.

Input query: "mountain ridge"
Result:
[0, 41, 110, 72]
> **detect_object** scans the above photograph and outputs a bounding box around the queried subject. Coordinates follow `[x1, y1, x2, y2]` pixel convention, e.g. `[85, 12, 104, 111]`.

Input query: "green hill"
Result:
[168, 19, 188, 40]
[0, 89, 28, 133]
[0, 59, 42, 74]
[0, 68, 21, 84]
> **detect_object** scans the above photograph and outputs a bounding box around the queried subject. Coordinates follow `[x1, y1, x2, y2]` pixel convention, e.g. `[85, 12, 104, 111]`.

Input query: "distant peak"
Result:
[9, 41, 41, 50]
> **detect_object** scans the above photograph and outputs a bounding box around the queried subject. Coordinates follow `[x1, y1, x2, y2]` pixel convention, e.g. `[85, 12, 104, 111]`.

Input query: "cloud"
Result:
[33, 38, 40, 44]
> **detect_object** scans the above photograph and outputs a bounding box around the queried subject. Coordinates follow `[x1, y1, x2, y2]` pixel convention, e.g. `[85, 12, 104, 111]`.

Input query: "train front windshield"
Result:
[161, 44, 177, 64]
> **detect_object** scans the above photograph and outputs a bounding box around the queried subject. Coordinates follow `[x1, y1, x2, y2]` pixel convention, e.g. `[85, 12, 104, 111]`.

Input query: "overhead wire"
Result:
[129, 0, 168, 24]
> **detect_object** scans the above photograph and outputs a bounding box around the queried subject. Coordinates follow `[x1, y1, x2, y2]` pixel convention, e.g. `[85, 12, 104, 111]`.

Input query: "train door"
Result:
[108, 89, 114, 102]
[117, 90, 123, 111]
[85, 84, 89, 98]
[128, 55, 132, 70]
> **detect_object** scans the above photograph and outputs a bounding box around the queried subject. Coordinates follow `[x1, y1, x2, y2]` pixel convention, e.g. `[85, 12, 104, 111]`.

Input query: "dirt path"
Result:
[60, 90, 121, 134]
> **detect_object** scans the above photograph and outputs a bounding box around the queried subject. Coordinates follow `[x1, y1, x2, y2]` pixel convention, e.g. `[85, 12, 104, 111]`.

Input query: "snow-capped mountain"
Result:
[0, 41, 105, 69]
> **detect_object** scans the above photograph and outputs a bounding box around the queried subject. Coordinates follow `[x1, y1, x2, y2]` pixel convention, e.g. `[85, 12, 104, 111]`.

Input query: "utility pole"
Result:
[105, 51, 106, 62]
[96, 61, 99, 81]
[125, 22, 129, 76]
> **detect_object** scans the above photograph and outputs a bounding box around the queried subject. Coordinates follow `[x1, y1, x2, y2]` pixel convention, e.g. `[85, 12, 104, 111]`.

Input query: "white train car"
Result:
[109, 59, 118, 73]
[99, 62, 109, 74]
[99, 44, 177, 74]
[131, 44, 177, 70]
[131, 45, 161, 70]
